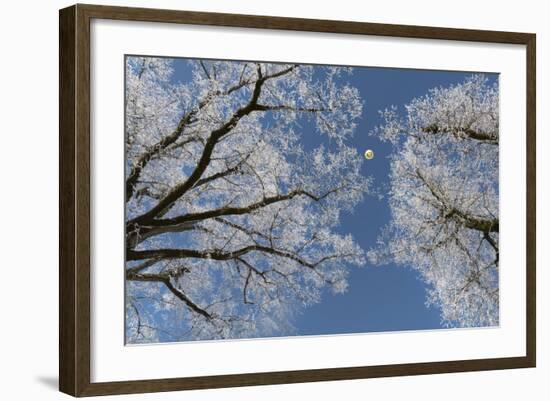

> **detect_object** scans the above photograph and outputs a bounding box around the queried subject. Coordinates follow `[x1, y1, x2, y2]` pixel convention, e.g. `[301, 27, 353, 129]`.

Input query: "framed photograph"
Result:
[59, 4, 536, 397]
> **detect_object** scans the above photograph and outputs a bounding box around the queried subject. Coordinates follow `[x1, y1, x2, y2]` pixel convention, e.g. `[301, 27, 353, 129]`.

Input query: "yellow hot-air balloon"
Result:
[364, 149, 374, 160]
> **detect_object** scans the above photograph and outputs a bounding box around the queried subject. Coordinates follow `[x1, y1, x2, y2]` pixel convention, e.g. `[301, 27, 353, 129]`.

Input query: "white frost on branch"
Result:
[368, 75, 500, 328]
[124, 57, 369, 343]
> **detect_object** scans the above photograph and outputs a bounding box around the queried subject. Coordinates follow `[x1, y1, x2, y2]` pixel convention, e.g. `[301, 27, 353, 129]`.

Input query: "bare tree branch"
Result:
[422, 124, 498, 145]
[126, 270, 212, 319]
[129, 65, 298, 224]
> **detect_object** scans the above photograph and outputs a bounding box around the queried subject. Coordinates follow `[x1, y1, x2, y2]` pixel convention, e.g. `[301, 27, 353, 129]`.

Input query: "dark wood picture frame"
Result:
[59, 3, 536, 397]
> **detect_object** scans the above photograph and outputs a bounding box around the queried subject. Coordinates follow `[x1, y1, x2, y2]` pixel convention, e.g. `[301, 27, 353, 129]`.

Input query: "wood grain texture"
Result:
[525, 34, 536, 367]
[59, 5, 76, 395]
[59, 3, 536, 397]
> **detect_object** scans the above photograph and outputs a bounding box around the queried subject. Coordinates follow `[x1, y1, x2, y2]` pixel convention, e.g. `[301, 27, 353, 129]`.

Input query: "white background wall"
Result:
[0, 1, 546, 400]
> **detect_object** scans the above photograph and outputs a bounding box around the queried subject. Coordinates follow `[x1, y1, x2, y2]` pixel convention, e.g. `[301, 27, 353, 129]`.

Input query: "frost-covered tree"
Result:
[368, 75, 499, 328]
[124, 57, 369, 343]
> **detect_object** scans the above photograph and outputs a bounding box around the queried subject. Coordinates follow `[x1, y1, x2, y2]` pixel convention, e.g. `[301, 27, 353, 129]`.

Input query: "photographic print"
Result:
[124, 56, 499, 345]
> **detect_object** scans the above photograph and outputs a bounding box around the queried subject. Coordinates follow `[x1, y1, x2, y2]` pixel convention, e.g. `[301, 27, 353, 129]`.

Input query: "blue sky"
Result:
[138, 58, 497, 339]
[295, 66, 498, 334]
[296, 67, 499, 334]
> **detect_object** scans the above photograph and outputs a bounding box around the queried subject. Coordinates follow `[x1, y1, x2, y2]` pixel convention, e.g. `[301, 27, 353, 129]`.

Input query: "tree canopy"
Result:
[125, 57, 500, 342]
[125, 57, 370, 342]
[368, 75, 499, 327]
